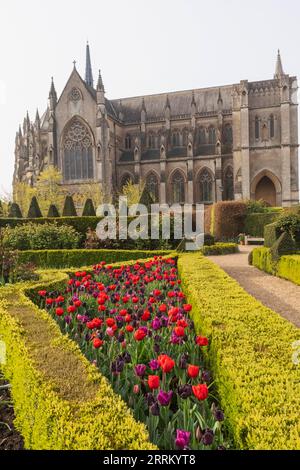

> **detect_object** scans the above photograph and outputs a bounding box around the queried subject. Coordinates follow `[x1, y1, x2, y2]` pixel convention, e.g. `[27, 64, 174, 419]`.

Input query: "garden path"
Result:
[209, 245, 300, 328]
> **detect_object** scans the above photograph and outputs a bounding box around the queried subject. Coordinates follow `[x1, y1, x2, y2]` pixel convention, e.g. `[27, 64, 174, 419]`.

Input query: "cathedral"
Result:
[13, 45, 299, 207]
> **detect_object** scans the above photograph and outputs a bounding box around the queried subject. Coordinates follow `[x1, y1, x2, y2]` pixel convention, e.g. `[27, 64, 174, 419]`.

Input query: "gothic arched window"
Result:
[208, 127, 216, 144]
[223, 125, 233, 144]
[171, 170, 185, 204]
[255, 117, 260, 139]
[269, 115, 275, 138]
[146, 172, 159, 202]
[223, 166, 234, 201]
[198, 127, 206, 144]
[148, 133, 156, 149]
[172, 131, 181, 147]
[63, 118, 94, 181]
[125, 134, 132, 149]
[199, 168, 213, 203]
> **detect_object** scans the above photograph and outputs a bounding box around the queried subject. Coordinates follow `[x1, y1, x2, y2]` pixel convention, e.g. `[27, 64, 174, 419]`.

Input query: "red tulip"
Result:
[174, 326, 185, 337]
[55, 307, 64, 316]
[141, 309, 151, 321]
[158, 354, 175, 373]
[148, 375, 160, 390]
[93, 338, 103, 349]
[67, 305, 76, 313]
[126, 325, 134, 332]
[196, 336, 209, 346]
[187, 364, 200, 378]
[38, 290, 47, 297]
[106, 318, 115, 327]
[192, 384, 208, 401]
[134, 329, 147, 341]
[183, 304, 192, 312]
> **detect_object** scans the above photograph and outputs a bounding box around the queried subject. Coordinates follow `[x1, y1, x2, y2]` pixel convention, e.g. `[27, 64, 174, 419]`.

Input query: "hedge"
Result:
[17, 249, 172, 268]
[252, 247, 300, 286]
[178, 253, 300, 450]
[244, 213, 279, 237]
[211, 201, 247, 240]
[264, 222, 280, 247]
[200, 243, 238, 256]
[0, 272, 155, 450]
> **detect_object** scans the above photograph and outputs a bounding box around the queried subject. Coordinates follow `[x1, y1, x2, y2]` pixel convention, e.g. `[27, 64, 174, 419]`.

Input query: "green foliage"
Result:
[8, 202, 23, 218]
[245, 213, 279, 237]
[138, 187, 154, 211]
[62, 195, 77, 217]
[47, 204, 60, 218]
[178, 253, 300, 450]
[3, 223, 81, 251]
[17, 248, 172, 268]
[274, 213, 300, 246]
[0, 200, 3, 217]
[270, 231, 296, 262]
[252, 247, 275, 274]
[27, 196, 43, 218]
[245, 199, 269, 214]
[264, 222, 279, 247]
[82, 198, 96, 216]
[277, 254, 300, 286]
[204, 233, 215, 246]
[200, 242, 238, 256]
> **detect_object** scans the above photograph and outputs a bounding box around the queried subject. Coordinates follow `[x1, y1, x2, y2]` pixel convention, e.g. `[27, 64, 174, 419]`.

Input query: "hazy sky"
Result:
[0, 0, 299, 197]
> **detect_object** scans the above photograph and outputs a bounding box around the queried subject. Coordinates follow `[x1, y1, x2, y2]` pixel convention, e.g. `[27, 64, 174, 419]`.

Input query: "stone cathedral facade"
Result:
[13, 45, 299, 207]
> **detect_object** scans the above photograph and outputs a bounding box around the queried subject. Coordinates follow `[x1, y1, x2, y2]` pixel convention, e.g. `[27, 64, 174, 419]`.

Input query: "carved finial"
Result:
[274, 49, 285, 79]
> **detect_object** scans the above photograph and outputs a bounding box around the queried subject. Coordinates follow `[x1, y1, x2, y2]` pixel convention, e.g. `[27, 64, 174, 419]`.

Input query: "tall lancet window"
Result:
[269, 115, 275, 138]
[171, 170, 185, 204]
[63, 118, 94, 181]
[199, 168, 213, 203]
[146, 172, 159, 202]
[255, 117, 260, 139]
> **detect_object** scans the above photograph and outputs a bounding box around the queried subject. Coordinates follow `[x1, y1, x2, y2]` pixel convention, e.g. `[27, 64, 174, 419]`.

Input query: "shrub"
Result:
[204, 233, 215, 246]
[270, 231, 296, 262]
[252, 247, 274, 274]
[47, 204, 60, 217]
[245, 199, 269, 214]
[277, 255, 300, 286]
[27, 196, 43, 218]
[3, 223, 81, 251]
[178, 253, 300, 450]
[274, 213, 300, 246]
[245, 213, 279, 237]
[200, 242, 238, 256]
[212, 201, 247, 240]
[17, 248, 172, 268]
[82, 198, 96, 216]
[264, 222, 279, 247]
[62, 195, 77, 217]
[8, 202, 23, 218]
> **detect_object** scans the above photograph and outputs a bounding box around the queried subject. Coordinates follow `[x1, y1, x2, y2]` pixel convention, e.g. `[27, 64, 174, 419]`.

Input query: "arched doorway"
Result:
[255, 176, 276, 206]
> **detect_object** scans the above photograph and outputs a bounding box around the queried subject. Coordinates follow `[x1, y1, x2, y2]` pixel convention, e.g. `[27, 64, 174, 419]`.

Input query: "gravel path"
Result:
[209, 245, 300, 328]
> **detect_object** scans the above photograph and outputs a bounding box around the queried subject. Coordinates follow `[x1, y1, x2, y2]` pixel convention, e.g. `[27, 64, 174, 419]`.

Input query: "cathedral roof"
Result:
[109, 85, 234, 123]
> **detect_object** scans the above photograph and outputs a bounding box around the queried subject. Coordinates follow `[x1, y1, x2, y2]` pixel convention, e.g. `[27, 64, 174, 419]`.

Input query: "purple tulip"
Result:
[175, 429, 191, 449]
[152, 317, 162, 330]
[135, 364, 147, 377]
[149, 359, 159, 371]
[65, 315, 72, 325]
[157, 390, 173, 406]
[201, 429, 214, 446]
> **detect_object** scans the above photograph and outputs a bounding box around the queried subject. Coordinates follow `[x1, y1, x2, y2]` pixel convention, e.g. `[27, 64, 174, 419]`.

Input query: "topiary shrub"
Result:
[274, 213, 300, 248]
[270, 231, 296, 262]
[47, 204, 60, 218]
[82, 198, 96, 216]
[27, 196, 42, 218]
[204, 233, 215, 246]
[264, 222, 279, 247]
[248, 250, 253, 266]
[139, 187, 154, 211]
[62, 195, 77, 217]
[8, 202, 23, 218]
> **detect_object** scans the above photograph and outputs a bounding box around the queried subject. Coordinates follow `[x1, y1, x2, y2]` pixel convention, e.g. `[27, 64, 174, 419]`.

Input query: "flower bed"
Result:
[38, 257, 226, 450]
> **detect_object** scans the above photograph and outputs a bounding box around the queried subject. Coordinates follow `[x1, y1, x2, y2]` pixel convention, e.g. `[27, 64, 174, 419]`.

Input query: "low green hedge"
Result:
[245, 213, 279, 237]
[178, 253, 300, 450]
[200, 242, 238, 256]
[252, 247, 300, 286]
[0, 274, 155, 450]
[17, 249, 172, 268]
[264, 223, 280, 247]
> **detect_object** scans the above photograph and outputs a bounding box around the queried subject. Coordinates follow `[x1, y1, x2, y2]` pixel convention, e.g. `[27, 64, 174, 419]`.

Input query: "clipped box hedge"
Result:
[252, 247, 300, 286]
[0, 272, 155, 450]
[245, 213, 279, 237]
[18, 249, 172, 268]
[178, 253, 300, 450]
[200, 242, 238, 256]
[264, 222, 280, 247]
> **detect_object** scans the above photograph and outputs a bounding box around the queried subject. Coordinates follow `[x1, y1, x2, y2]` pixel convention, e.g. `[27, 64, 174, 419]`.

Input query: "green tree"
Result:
[27, 196, 43, 218]
[47, 204, 60, 217]
[82, 198, 96, 216]
[62, 195, 77, 216]
[8, 202, 23, 218]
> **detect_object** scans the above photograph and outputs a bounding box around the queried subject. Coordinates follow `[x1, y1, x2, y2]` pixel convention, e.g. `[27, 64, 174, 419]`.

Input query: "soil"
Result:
[0, 377, 24, 450]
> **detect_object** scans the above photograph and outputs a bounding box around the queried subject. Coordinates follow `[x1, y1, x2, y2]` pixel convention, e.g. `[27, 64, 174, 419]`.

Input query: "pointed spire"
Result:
[49, 77, 57, 100]
[19, 124, 22, 137]
[26, 111, 30, 128]
[97, 69, 105, 92]
[274, 49, 285, 79]
[85, 42, 94, 88]
[141, 97, 146, 112]
[217, 88, 223, 104]
[35, 108, 40, 123]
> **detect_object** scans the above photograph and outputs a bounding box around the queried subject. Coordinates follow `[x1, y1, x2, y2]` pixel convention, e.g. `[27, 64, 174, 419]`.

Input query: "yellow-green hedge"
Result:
[252, 247, 300, 286]
[200, 242, 238, 256]
[0, 271, 156, 450]
[178, 253, 300, 450]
